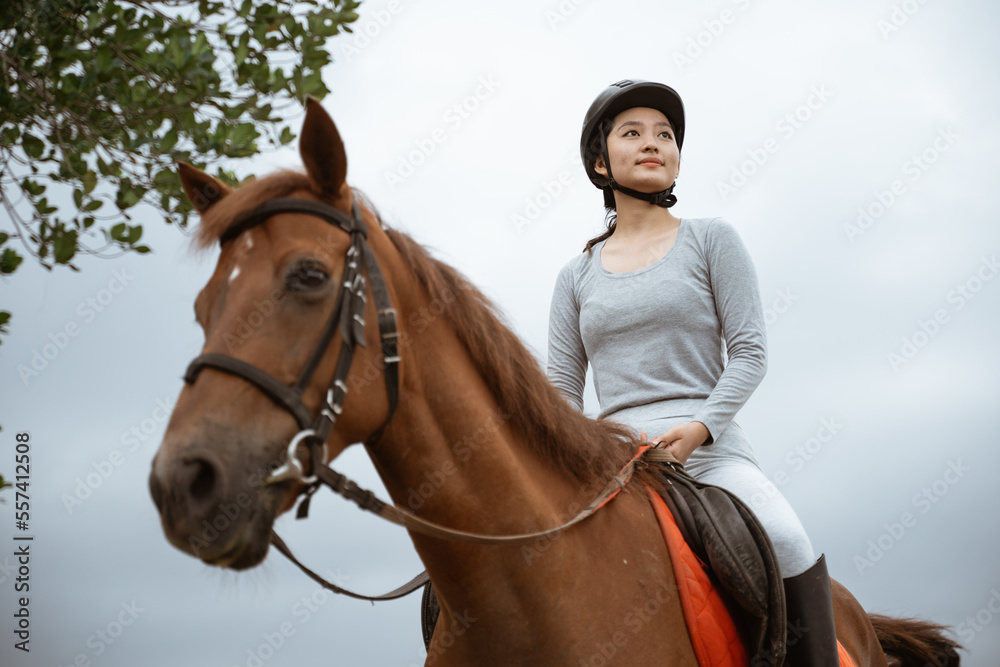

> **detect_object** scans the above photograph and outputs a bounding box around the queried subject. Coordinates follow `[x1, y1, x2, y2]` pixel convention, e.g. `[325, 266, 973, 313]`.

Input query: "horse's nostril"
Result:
[185, 458, 217, 501]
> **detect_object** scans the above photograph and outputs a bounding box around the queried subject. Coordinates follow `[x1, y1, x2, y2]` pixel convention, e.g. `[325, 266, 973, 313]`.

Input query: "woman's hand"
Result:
[640, 421, 710, 465]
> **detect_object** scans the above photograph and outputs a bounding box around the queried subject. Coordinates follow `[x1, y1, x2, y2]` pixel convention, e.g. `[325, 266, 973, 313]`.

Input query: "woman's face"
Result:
[594, 106, 680, 193]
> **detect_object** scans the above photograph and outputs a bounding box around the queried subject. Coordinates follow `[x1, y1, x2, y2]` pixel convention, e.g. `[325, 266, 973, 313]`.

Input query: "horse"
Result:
[149, 97, 961, 666]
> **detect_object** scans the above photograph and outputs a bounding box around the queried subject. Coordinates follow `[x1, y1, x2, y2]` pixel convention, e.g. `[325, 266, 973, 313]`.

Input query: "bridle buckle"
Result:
[378, 308, 401, 364]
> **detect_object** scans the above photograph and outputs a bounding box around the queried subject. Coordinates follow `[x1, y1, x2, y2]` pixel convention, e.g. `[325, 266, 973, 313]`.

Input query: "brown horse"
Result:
[149, 98, 960, 666]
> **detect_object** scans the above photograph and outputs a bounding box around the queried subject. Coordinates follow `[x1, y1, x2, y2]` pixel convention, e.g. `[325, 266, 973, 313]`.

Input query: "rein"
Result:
[182, 195, 679, 603]
[270, 441, 677, 602]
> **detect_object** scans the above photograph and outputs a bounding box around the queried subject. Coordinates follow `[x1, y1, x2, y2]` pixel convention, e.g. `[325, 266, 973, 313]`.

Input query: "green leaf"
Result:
[234, 41, 249, 67]
[35, 197, 58, 215]
[22, 133, 44, 158]
[96, 43, 113, 72]
[84, 199, 103, 212]
[53, 230, 78, 264]
[67, 152, 87, 177]
[300, 70, 327, 97]
[192, 32, 210, 57]
[230, 122, 257, 146]
[0, 248, 23, 274]
[116, 181, 143, 209]
[1, 125, 20, 146]
[126, 225, 142, 244]
[134, 245, 151, 254]
[109, 222, 127, 242]
[279, 126, 294, 144]
[82, 171, 97, 194]
[161, 129, 179, 152]
[22, 179, 46, 197]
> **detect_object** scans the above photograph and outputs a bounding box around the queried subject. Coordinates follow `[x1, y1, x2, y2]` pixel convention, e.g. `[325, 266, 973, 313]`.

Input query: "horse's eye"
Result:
[286, 259, 329, 292]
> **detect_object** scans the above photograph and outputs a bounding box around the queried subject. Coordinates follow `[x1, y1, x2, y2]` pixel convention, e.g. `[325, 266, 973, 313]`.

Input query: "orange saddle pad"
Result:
[646, 489, 856, 667]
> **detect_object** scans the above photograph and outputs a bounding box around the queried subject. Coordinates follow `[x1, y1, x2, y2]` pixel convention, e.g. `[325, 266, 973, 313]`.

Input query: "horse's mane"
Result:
[196, 170, 655, 488]
[380, 222, 652, 488]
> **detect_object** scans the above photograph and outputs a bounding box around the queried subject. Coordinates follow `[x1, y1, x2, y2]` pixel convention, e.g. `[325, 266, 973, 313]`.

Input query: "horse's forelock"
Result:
[192, 170, 316, 250]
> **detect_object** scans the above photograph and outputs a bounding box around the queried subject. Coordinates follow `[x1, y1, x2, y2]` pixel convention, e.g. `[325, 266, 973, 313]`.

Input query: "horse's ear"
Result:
[177, 161, 232, 213]
[300, 96, 347, 197]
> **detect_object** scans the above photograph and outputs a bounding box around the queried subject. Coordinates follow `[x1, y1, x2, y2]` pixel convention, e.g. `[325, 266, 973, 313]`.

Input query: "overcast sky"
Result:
[3, 0, 1000, 665]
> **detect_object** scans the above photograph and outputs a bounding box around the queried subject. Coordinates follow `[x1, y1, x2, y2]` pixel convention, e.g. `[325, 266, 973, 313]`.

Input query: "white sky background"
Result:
[2, 0, 1000, 665]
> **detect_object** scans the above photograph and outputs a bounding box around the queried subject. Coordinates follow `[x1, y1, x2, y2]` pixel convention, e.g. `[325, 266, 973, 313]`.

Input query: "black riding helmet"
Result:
[580, 79, 685, 208]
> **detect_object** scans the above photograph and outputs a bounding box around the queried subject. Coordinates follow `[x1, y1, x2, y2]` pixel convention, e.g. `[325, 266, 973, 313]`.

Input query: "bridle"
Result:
[182, 195, 425, 601]
[183, 196, 401, 485]
[181, 194, 677, 602]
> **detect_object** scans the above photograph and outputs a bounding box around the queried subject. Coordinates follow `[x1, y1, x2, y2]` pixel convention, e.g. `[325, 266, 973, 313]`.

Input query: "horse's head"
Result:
[149, 99, 401, 569]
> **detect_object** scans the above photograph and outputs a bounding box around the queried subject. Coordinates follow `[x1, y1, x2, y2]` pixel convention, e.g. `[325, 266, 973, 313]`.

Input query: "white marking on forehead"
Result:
[228, 266, 241, 284]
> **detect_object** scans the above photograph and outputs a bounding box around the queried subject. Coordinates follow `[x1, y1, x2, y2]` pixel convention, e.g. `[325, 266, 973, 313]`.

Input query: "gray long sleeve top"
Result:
[546, 217, 767, 445]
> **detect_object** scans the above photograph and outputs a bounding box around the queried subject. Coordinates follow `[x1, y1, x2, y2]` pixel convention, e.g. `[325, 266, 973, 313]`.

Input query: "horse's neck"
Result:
[369, 322, 581, 587]
[377, 350, 580, 539]
[365, 308, 697, 664]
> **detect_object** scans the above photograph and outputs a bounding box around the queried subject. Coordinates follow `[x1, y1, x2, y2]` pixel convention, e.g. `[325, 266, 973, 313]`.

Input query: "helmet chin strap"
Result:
[609, 178, 677, 208]
[600, 132, 677, 208]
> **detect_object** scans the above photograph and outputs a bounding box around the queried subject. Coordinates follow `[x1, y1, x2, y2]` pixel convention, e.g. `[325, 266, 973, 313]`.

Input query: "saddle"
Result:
[420, 460, 787, 665]
[655, 461, 787, 665]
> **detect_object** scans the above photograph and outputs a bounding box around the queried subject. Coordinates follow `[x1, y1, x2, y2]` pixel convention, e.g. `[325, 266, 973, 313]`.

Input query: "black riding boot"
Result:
[782, 554, 840, 666]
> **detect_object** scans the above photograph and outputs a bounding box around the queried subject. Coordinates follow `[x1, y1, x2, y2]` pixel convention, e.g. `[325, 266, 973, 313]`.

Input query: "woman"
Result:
[547, 79, 839, 665]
